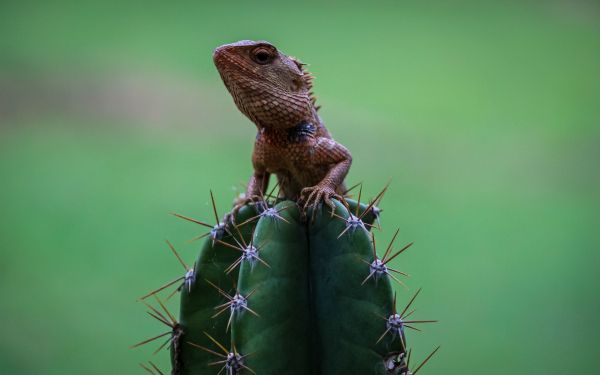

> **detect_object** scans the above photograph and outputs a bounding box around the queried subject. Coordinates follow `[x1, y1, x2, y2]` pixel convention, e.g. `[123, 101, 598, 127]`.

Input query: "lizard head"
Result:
[213, 40, 317, 129]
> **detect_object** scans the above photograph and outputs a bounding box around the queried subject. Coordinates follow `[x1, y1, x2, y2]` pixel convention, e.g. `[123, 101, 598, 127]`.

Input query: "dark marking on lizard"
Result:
[287, 122, 316, 143]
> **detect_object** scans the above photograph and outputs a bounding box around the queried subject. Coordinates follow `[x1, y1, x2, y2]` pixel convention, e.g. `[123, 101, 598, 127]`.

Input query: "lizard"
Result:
[212, 40, 352, 219]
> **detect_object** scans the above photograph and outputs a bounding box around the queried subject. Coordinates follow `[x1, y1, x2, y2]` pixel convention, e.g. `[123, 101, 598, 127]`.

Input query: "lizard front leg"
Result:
[244, 169, 270, 205]
[299, 138, 352, 216]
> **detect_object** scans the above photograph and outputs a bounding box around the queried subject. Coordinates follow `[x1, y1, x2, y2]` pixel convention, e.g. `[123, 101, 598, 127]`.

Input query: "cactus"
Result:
[134, 187, 438, 375]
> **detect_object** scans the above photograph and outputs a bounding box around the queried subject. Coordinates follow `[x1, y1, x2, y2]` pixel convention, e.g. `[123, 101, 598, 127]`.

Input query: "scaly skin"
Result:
[213, 40, 352, 217]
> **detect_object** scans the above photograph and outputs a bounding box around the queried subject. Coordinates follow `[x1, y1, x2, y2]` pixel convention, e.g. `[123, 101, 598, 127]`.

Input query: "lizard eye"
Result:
[251, 47, 275, 65]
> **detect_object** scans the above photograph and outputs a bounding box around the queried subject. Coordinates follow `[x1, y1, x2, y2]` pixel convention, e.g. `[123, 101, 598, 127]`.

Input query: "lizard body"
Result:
[213, 40, 352, 213]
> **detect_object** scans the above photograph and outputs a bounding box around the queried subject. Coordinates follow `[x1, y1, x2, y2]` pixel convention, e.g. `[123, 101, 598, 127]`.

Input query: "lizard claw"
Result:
[300, 185, 340, 221]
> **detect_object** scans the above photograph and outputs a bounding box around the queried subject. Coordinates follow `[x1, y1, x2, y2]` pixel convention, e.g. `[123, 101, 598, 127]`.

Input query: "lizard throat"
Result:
[221, 74, 316, 130]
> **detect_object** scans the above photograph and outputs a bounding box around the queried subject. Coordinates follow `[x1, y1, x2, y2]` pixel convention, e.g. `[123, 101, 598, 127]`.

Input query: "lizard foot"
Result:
[223, 194, 262, 226]
[300, 185, 341, 221]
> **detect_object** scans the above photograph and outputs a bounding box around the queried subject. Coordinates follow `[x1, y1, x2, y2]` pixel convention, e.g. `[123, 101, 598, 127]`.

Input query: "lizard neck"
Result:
[256, 107, 328, 138]
[257, 113, 328, 145]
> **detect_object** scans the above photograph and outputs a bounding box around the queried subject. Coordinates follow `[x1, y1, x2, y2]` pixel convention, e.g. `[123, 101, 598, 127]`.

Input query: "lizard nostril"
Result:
[213, 47, 224, 59]
[213, 47, 229, 67]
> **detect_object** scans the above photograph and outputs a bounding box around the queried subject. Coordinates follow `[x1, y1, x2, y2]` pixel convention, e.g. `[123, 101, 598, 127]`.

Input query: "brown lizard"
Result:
[213, 40, 352, 218]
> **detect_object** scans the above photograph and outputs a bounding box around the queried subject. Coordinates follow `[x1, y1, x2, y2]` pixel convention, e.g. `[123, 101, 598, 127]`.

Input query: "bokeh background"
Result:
[1, 0, 599, 374]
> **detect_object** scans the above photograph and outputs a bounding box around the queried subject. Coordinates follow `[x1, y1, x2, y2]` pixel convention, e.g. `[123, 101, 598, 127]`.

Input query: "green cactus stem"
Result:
[135, 191, 438, 374]
[176, 205, 258, 374]
[232, 201, 311, 374]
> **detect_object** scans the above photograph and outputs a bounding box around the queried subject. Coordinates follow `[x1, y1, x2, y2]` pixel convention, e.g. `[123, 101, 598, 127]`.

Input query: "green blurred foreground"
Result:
[0, 1, 599, 374]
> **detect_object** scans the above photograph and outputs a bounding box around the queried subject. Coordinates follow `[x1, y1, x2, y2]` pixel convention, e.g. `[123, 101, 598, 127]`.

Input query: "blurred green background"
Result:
[1, 0, 599, 374]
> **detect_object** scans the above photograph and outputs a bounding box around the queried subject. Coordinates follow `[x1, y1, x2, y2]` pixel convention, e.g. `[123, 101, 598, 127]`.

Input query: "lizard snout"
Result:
[212, 45, 229, 66]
